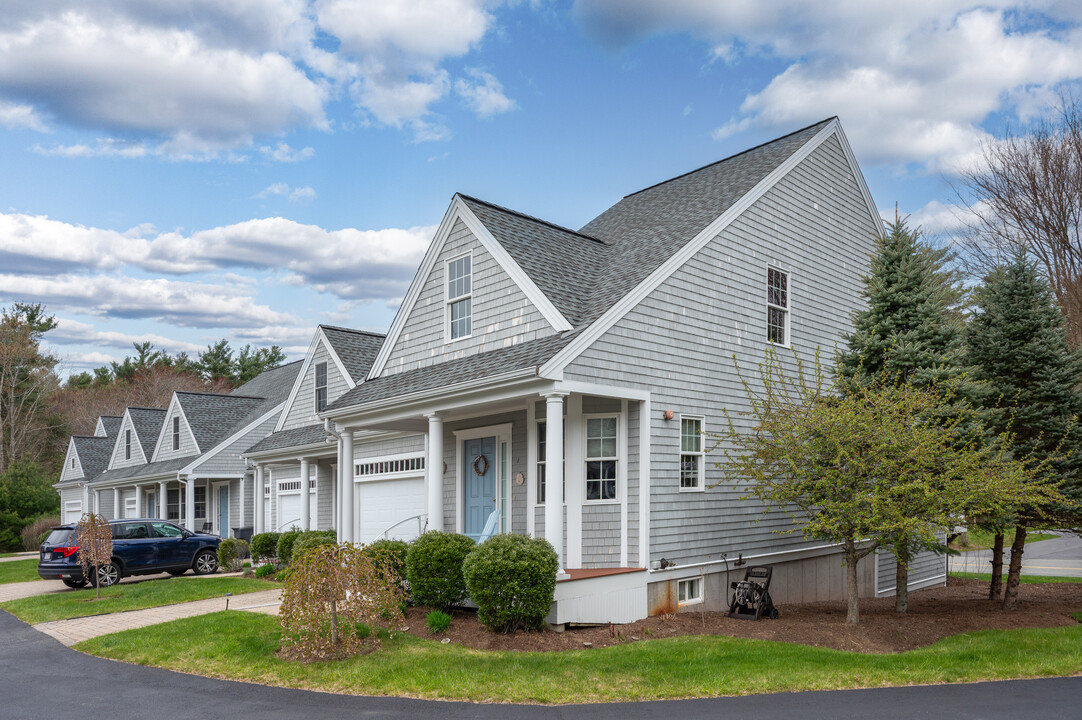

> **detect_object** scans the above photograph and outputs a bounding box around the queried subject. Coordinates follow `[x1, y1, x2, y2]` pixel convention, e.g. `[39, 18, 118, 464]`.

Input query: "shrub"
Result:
[255, 563, 277, 579]
[367, 539, 408, 585]
[291, 530, 338, 561]
[21, 515, 59, 551]
[279, 543, 406, 661]
[405, 531, 475, 610]
[462, 534, 558, 633]
[249, 532, 281, 564]
[217, 538, 249, 572]
[426, 610, 452, 634]
[276, 528, 301, 566]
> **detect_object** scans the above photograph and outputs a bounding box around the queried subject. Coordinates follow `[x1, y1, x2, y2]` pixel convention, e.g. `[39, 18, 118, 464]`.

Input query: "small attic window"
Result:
[125, 429, 132, 460]
[70, 457, 75, 469]
[315, 362, 328, 412]
[446, 254, 472, 341]
[172, 416, 180, 451]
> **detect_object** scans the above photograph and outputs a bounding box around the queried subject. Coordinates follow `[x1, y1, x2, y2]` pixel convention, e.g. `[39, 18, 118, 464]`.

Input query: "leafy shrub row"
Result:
[217, 538, 249, 571]
[249, 532, 280, 563]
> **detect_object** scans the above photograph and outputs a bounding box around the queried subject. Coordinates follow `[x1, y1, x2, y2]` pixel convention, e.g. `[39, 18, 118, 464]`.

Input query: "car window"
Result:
[112, 522, 148, 540]
[150, 522, 185, 539]
[44, 528, 72, 545]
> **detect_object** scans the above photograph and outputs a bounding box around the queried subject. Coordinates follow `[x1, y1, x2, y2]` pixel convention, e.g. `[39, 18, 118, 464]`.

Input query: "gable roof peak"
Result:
[456, 194, 608, 246]
[318, 324, 386, 339]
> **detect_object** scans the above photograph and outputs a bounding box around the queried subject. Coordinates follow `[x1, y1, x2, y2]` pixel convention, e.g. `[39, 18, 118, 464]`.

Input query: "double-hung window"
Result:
[767, 267, 789, 345]
[194, 486, 206, 518]
[585, 416, 618, 501]
[172, 416, 180, 451]
[680, 416, 704, 490]
[536, 421, 565, 504]
[447, 254, 472, 341]
[167, 488, 185, 521]
[314, 362, 328, 412]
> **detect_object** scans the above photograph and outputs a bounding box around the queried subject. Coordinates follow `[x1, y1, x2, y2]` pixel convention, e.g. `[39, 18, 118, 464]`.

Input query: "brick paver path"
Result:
[33, 588, 282, 646]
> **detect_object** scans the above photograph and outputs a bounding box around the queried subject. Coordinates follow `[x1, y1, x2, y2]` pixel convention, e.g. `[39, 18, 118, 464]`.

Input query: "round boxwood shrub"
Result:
[217, 538, 250, 572]
[367, 539, 408, 585]
[405, 531, 475, 609]
[462, 534, 558, 633]
[249, 532, 281, 564]
[276, 528, 302, 566]
[291, 530, 338, 560]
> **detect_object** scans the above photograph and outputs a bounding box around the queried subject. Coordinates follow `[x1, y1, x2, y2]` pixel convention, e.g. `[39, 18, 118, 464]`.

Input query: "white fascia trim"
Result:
[150, 394, 200, 462]
[317, 326, 358, 391]
[454, 198, 574, 333]
[324, 366, 542, 421]
[552, 380, 650, 402]
[110, 410, 149, 469]
[275, 330, 329, 433]
[540, 120, 841, 378]
[368, 200, 460, 379]
[182, 402, 285, 475]
[832, 121, 884, 235]
[94, 417, 106, 437]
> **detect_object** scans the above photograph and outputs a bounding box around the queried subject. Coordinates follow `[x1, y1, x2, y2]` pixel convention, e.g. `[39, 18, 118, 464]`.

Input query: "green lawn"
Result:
[1, 576, 277, 624]
[0, 559, 42, 584]
[949, 572, 1082, 584]
[77, 611, 1082, 704]
[953, 529, 1058, 551]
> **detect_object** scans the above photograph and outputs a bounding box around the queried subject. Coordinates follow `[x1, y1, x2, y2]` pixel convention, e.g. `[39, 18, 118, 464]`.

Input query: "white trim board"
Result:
[367, 195, 573, 379]
[184, 402, 286, 475]
[150, 393, 199, 461]
[540, 120, 856, 378]
[275, 327, 357, 433]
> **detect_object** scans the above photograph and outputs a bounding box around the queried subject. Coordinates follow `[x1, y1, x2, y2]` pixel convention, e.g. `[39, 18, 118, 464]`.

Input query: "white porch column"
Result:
[158, 480, 168, 520]
[254, 465, 265, 535]
[426, 413, 444, 532]
[300, 457, 311, 531]
[113, 488, 120, 519]
[239, 474, 246, 533]
[544, 393, 567, 572]
[341, 430, 355, 543]
[184, 477, 195, 531]
[93, 488, 101, 516]
[134, 485, 143, 518]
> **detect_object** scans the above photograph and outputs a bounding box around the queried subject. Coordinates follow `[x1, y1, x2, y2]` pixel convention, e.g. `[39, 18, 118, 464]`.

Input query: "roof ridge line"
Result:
[319, 324, 387, 338]
[127, 406, 167, 412]
[458, 194, 609, 246]
[176, 390, 263, 399]
[623, 117, 837, 199]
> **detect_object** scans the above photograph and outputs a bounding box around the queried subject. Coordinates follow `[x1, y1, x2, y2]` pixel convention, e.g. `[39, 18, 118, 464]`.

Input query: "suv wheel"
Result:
[62, 578, 87, 589]
[193, 550, 218, 575]
[91, 562, 121, 588]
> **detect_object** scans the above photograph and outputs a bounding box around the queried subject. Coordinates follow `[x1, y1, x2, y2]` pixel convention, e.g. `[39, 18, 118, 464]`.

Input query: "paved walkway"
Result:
[0, 552, 37, 563]
[34, 588, 282, 646]
[0, 569, 247, 602]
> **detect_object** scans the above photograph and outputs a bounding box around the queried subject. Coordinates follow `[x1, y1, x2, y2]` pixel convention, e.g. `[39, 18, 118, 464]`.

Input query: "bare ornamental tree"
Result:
[75, 513, 114, 600]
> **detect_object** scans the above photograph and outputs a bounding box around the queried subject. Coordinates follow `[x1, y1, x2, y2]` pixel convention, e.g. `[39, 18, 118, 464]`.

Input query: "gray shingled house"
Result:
[267, 117, 947, 625]
[56, 361, 301, 537]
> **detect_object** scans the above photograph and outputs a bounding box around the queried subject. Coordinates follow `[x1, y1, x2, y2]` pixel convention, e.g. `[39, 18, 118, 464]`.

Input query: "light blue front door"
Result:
[463, 437, 497, 541]
[146, 492, 156, 518]
[218, 485, 229, 536]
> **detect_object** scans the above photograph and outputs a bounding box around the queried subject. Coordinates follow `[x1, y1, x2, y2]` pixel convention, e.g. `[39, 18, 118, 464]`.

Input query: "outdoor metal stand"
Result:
[728, 565, 780, 620]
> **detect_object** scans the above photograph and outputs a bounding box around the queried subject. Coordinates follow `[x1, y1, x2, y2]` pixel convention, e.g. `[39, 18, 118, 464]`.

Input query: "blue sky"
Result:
[1, 1, 1080, 375]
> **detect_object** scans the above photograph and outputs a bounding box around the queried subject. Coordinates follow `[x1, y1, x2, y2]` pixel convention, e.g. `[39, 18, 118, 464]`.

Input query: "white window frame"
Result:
[584, 413, 619, 504]
[679, 415, 705, 492]
[124, 496, 137, 518]
[767, 266, 790, 347]
[445, 252, 473, 343]
[534, 419, 567, 506]
[172, 416, 180, 451]
[124, 429, 132, 461]
[314, 361, 328, 412]
[678, 576, 703, 606]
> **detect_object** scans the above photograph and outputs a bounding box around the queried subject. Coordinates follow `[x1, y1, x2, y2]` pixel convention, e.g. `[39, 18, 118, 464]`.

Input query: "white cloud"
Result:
[289, 186, 317, 202]
[255, 183, 291, 199]
[51, 318, 204, 355]
[574, 1, 1082, 172]
[455, 68, 516, 117]
[0, 100, 45, 130]
[259, 142, 315, 162]
[32, 138, 150, 158]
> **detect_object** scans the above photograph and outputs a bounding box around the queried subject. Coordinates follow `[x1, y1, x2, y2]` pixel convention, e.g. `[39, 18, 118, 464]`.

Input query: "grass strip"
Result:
[953, 529, 1058, 551]
[0, 558, 43, 584]
[1, 576, 277, 624]
[948, 572, 1082, 584]
[77, 611, 1082, 704]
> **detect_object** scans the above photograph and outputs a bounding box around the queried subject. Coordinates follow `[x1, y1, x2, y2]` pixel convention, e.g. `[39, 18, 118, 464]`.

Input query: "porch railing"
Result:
[374, 513, 428, 542]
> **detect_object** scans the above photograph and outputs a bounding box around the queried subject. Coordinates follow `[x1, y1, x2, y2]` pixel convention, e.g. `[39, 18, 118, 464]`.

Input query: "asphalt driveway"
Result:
[1, 610, 1080, 720]
[953, 531, 1082, 578]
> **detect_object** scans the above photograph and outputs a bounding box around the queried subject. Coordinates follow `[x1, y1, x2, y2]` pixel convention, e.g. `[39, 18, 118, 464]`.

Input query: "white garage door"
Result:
[64, 501, 82, 524]
[357, 476, 425, 545]
[276, 490, 317, 532]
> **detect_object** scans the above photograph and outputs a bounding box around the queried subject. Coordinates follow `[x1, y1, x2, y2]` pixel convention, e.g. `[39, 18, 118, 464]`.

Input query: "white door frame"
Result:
[453, 423, 512, 536]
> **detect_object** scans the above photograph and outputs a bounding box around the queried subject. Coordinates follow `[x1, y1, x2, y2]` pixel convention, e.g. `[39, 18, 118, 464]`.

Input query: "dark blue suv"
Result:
[38, 519, 221, 589]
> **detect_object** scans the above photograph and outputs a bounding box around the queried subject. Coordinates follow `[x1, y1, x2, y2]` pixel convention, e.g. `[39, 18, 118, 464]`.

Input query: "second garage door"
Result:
[356, 476, 425, 544]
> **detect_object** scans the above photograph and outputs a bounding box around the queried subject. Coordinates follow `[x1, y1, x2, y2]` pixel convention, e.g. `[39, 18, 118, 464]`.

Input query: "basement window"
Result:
[678, 577, 702, 606]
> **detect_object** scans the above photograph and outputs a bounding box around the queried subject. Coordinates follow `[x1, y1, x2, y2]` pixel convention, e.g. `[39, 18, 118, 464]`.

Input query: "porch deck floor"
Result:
[559, 567, 646, 582]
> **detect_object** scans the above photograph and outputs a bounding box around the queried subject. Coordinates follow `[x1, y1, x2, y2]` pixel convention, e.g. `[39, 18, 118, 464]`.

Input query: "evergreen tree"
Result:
[235, 344, 286, 384]
[965, 250, 1082, 610]
[197, 340, 235, 383]
[837, 218, 976, 613]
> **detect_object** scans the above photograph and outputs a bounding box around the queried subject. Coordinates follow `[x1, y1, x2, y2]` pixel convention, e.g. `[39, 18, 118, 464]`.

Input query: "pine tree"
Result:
[837, 217, 975, 613]
[965, 250, 1082, 610]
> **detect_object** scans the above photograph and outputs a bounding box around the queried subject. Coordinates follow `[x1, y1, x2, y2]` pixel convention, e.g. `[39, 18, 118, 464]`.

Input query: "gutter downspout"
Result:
[325, 419, 345, 543]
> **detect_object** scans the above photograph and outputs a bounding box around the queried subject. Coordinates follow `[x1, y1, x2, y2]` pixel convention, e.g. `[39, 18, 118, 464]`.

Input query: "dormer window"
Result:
[447, 254, 472, 341]
[315, 362, 328, 412]
[125, 429, 132, 460]
[172, 416, 180, 451]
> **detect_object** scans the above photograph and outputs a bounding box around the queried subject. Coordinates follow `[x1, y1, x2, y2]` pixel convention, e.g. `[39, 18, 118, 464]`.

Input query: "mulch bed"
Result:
[402, 577, 1082, 654]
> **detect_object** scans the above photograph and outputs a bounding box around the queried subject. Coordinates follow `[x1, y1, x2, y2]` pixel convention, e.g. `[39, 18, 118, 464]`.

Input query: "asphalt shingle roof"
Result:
[127, 408, 166, 461]
[320, 326, 385, 382]
[93, 455, 201, 484]
[245, 423, 331, 455]
[97, 416, 122, 438]
[70, 436, 113, 482]
[174, 392, 267, 453]
[231, 360, 302, 406]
